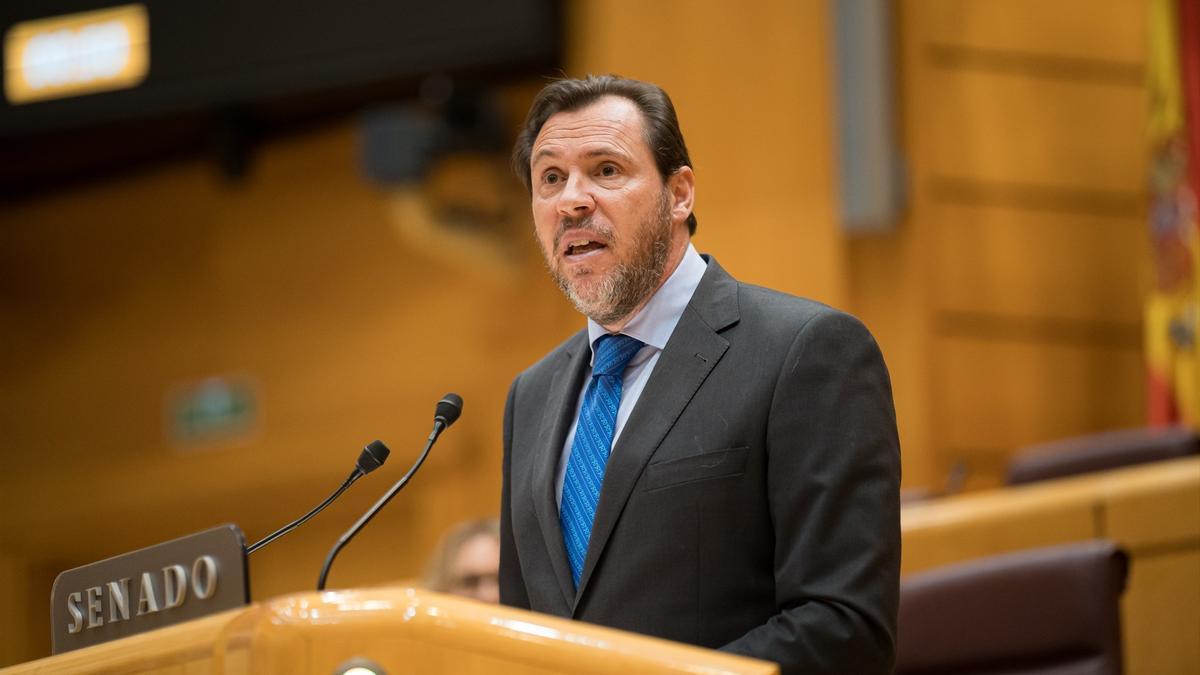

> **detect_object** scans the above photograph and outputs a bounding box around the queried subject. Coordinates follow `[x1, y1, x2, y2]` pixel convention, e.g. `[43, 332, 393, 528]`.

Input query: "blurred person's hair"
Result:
[422, 517, 500, 593]
[511, 74, 698, 235]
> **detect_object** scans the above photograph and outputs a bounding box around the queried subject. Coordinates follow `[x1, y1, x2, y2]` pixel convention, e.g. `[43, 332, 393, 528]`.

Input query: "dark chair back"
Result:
[895, 540, 1129, 675]
[1006, 426, 1199, 485]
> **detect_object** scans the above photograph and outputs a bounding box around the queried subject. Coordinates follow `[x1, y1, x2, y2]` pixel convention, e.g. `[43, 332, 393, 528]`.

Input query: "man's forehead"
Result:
[532, 96, 648, 161]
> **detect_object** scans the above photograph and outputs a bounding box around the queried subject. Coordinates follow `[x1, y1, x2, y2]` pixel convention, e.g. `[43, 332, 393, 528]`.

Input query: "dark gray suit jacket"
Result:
[499, 256, 900, 674]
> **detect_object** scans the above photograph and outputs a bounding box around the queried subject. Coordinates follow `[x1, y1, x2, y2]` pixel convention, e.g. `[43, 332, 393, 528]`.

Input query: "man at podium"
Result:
[500, 75, 901, 675]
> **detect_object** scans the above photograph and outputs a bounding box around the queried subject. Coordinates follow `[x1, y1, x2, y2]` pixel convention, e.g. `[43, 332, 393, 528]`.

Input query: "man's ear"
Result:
[667, 166, 695, 226]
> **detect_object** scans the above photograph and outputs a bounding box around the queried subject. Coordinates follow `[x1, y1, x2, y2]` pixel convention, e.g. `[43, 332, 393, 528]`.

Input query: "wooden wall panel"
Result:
[922, 69, 1145, 192]
[0, 125, 568, 563]
[849, 0, 1153, 489]
[568, 0, 847, 307]
[934, 337, 1144, 469]
[1107, 469, 1200, 674]
[918, 0, 1147, 62]
[932, 205, 1147, 324]
[1122, 551, 1200, 675]
[848, 225, 938, 489]
[0, 555, 38, 667]
[1104, 465, 1200, 547]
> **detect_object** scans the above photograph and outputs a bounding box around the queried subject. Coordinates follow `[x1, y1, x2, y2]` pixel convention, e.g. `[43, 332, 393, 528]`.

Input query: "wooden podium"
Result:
[3, 587, 777, 674]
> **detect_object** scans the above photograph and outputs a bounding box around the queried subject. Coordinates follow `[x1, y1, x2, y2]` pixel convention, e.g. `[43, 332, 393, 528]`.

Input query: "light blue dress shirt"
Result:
[555, 243, 708, 506]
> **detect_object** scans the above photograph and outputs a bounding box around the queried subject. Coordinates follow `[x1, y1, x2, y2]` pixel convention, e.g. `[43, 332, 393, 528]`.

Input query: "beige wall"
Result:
[0, 0, 1151, 665]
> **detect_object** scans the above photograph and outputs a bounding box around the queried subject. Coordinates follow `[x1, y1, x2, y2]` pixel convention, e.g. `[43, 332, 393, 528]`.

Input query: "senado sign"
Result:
[51, 525, 248, 654]
[64, 555, 219, 634]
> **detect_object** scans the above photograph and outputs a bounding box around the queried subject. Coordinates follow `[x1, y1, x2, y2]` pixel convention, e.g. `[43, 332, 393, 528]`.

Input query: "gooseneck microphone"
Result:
[245, 440, 391, 555]
[316, 393, 462, 590]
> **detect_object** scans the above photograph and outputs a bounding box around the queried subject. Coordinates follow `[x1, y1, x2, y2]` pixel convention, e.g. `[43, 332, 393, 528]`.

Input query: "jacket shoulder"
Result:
[512, 329, 587, 388]
[734, 280, 873, 337]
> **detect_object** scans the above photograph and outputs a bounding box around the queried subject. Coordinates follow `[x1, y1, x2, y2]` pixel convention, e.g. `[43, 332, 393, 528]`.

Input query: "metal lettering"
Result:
[49, 525, 248, 655]
[191, 555, 218, 600]
[66, 591, 84, 634]
[106, 578, 131, 623]
[85, 586, 103, 628]
[162, 564, 187, 609]
[137, 571, 160, 615]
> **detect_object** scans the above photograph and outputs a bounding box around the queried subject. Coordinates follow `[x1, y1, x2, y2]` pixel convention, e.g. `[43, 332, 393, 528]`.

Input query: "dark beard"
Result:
[546, 190, 673, 327]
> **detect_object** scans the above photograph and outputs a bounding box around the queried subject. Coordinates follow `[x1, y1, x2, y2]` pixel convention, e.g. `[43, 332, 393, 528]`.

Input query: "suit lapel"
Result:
[573, 256, 741, 610]
[530, 330, 590, 612]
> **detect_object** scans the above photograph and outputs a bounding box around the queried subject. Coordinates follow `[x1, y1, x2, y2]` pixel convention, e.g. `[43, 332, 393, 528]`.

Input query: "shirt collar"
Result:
[586, 242, 707, 364]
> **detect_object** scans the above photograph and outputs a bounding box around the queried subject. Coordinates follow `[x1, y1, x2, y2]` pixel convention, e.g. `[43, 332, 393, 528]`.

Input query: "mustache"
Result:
[552, 215, 614, 252]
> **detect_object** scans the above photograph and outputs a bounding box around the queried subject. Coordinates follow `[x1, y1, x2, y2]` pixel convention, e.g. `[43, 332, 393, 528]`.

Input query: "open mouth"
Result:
[563, 239, 607, 258]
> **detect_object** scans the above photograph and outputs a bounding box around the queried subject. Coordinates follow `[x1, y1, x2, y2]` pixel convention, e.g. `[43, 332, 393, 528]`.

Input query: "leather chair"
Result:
[895, 540, 1129, 675]
[1006, 425, 1199, 485]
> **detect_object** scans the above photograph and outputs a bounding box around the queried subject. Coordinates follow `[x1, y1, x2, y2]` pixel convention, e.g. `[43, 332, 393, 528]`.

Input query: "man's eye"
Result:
[543, 172, 561, 185]
[598, 164, 619, 177]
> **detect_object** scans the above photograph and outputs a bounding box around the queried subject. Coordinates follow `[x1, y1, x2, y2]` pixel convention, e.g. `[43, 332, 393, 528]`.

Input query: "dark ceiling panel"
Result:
[0, 0, 561, 197]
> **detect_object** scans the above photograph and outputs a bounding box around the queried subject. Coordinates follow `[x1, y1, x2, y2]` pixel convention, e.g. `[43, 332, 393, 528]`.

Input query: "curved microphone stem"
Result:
[247, 468, 362, 555]
[317, 422, 446, 590]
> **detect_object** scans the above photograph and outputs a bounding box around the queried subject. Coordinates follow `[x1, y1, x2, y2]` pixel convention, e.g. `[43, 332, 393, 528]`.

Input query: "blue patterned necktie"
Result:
[560, 333, 645, 588]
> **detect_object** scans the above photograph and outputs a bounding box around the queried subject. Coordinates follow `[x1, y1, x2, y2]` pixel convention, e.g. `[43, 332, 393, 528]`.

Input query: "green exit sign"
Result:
[166, 375, 259, 447]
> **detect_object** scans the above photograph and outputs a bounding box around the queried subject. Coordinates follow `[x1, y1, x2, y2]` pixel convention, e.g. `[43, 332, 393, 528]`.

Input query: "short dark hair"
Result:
[512, 74, 697, 235]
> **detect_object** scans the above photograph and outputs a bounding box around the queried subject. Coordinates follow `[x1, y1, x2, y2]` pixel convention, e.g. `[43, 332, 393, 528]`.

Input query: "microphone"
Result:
[435, 392, 463, 427]
[317, 393, 463, 590]
[245, 440, 391, 555]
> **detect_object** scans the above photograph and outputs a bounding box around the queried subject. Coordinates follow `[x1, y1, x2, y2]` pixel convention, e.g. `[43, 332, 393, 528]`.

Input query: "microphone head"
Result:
[434, 393, 463, 428]
[356, 440, 391, 475]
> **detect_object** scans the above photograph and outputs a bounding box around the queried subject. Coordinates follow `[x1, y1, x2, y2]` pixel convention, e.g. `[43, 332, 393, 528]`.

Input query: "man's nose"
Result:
[557, 172, 594, 216]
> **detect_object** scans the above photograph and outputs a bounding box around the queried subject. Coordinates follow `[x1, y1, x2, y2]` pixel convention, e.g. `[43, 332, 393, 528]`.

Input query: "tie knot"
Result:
[591, 333, 644, 377]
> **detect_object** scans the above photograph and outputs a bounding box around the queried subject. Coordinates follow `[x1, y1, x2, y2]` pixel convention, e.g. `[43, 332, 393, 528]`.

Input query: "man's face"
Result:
[528, 96, 685, 327]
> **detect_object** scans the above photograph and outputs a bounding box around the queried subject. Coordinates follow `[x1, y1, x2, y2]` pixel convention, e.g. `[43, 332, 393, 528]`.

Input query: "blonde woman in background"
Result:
[423, 518, 501, 603]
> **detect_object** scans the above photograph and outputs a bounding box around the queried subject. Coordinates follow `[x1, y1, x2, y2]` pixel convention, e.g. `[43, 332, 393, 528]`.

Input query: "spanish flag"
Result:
[1146, 0, 1200, 427]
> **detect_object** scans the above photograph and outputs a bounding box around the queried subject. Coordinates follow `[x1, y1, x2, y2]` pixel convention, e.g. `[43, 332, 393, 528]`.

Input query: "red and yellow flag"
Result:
[1146, 0, 1200, 427]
